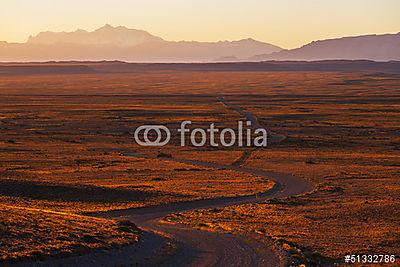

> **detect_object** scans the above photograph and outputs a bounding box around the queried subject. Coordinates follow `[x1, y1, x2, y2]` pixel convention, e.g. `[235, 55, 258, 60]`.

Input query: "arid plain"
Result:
[0, 63, 399, 265]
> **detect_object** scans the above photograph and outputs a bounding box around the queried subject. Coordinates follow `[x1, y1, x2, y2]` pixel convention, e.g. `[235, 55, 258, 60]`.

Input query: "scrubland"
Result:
[0, 69, 399, 263]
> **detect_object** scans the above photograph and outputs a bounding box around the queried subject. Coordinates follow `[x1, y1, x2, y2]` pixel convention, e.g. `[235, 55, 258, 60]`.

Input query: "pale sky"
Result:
[1, 0, 399, 49]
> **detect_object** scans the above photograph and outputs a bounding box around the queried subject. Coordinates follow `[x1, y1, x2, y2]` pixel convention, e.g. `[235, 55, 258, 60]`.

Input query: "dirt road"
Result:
[23, 98, 312, 267]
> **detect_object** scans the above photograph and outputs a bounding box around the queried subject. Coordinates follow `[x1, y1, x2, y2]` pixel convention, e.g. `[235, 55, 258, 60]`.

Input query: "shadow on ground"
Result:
[0, 179, 181, 203]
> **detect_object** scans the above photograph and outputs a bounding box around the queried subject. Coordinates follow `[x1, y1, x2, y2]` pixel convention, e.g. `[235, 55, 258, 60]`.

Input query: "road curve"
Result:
[76, 151, 311, 267]
[90, 151, 312, 267]
[25, 98, 312, 267]
[94, 97, 311, 266]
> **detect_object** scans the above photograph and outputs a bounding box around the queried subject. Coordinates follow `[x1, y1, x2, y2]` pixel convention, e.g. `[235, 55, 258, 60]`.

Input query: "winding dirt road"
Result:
[27, 98, 312, 267]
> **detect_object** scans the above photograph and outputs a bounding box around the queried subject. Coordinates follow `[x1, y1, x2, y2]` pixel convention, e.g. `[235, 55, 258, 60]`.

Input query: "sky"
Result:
[1, 0, 399, 49]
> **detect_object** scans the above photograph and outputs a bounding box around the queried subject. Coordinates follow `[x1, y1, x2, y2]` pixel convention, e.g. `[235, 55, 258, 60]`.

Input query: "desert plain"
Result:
[0, 62, 399, 266]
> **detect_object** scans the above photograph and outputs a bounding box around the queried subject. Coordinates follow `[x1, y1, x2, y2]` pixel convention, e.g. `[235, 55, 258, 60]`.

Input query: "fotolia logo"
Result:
[133, 121, 267, 147]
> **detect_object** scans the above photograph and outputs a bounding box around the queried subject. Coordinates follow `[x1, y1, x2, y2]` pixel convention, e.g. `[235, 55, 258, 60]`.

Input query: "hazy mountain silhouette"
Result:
[1, 26, 398, 62]
[249, 32, 400, 61]
[27, 24, 164, 46]
[0, 25, 281, 62]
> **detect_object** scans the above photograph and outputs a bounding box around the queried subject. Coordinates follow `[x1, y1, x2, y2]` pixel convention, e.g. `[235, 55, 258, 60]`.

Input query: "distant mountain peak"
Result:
[28, 25, 164, 46]
[95, 24, 125, 32]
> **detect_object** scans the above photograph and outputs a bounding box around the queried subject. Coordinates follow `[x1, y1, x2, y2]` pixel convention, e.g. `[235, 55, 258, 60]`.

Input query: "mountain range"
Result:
[0, 25, 398, 62]
[250, 33, 400, 62]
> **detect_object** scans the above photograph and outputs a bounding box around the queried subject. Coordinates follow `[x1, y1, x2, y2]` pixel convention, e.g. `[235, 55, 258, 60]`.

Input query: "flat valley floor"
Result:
[0, 65, 399, 265]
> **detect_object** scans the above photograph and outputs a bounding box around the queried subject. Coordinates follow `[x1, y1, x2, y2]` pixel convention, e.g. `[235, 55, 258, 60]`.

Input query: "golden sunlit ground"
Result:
[0, 204, 139, 262]
[0, 68, 399, 263]
[164, 75, 400, 265]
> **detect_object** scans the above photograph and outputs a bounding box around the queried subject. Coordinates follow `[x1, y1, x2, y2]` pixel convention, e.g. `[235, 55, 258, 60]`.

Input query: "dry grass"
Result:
[167, 149, 399, 262]
[0, 204, 139, 263]
[0, 70, 399, 263]
[0, 91, 270, 213]
[0, 72, 274, 261]
[161, 71, 400, 264]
